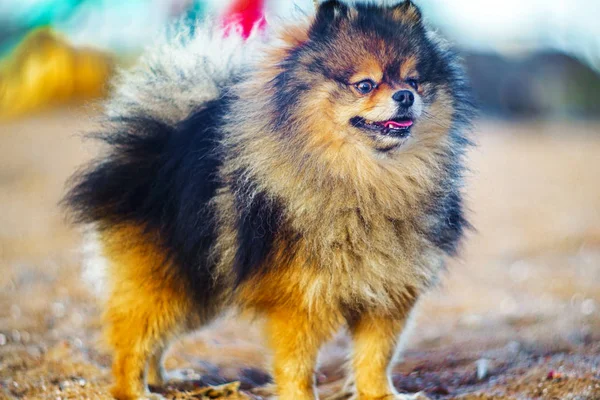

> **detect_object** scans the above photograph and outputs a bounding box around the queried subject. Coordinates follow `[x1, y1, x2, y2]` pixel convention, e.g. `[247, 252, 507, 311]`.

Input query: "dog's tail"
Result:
[106, 21, 256, 125]
[65, 22, 260, 298]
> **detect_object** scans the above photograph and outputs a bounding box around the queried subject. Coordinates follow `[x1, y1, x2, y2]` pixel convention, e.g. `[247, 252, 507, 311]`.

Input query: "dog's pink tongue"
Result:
[385, 120, 413, 129]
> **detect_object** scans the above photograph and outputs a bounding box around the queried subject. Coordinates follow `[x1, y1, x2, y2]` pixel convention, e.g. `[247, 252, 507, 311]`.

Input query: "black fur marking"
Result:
[426, 189, 470, 255]
[310, 1, 349, 39]
[64, 97, 232, 304]
[230, 173, 287, 284]
[270, 46, 311, 129]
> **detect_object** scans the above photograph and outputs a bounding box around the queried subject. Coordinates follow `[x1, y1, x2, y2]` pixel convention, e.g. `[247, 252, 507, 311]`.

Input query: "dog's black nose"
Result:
[392, 90, 414, 107]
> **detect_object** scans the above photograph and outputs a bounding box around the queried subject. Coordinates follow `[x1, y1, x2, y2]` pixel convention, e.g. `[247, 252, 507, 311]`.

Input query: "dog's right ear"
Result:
[310, 0, 350, 38]
[390, 0, 422, 25]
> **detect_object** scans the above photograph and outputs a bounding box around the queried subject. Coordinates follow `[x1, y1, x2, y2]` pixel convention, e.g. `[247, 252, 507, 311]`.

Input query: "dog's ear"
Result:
[310, 0, 350, 38]
[390, 0, 422, 25]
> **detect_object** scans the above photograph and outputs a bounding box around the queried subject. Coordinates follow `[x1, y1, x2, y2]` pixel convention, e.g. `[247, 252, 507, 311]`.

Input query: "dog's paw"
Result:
[388, 393, 430, 400]
[110, 387, 166, 400]
[324, 392, 428, 400]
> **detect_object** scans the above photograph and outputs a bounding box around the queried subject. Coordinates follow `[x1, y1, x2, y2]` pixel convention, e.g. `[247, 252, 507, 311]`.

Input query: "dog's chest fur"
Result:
[226, 164, 448, 314]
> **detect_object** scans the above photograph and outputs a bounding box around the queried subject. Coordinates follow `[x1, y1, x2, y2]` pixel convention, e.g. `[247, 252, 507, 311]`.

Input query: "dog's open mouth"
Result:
[351, 117, 413, 138]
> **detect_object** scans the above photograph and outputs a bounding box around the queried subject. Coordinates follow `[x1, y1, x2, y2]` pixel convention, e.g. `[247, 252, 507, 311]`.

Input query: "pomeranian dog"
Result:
[65, 1, 474, 399]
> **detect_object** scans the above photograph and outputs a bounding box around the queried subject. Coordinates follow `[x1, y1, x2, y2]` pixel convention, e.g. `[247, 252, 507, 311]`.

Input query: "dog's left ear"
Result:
[310, 0, 351, 38]
[390, 0, 422, 25]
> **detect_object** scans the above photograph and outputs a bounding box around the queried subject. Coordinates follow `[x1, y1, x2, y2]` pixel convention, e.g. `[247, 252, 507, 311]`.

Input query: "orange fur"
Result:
[399, 55, 418, 81]
[349, 312, 414, 399]
[265, 309, 341, 399]
[350, 59, 384, 85]
[237, 254, 344, 399]
[100, 225, 201, 400]
[391, 1, 422, 25]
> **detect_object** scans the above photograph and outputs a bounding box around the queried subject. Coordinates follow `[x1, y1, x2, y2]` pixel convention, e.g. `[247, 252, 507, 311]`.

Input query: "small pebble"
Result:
[476, 358, 490, 380]
[11, 330, 21, 343]
[179, 368, 201, 380]
[0, 333, 6, 346]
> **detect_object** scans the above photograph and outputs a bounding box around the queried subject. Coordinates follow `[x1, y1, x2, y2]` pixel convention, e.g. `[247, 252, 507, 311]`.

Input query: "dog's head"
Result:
[262, 0, 470, 153]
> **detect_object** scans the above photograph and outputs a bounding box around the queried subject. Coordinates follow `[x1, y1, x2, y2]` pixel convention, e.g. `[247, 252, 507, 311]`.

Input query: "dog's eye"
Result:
[406, 78, 419, 90]
[354, 80, 376, 94]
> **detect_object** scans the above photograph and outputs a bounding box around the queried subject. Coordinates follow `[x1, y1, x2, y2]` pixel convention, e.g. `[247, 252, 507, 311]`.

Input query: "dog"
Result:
[64, 1, 474, 399]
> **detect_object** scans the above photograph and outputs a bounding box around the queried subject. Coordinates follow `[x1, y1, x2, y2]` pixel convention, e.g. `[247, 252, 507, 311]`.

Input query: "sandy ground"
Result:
[1, 109, 599, 399]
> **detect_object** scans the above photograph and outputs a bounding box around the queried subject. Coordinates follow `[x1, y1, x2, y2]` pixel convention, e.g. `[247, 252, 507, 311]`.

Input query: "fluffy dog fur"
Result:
[64, 1, 474, 399]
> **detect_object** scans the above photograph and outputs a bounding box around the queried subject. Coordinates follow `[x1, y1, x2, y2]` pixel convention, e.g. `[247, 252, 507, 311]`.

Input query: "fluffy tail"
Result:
[106, 21, 254, 125]
[64, 21, 258, 297]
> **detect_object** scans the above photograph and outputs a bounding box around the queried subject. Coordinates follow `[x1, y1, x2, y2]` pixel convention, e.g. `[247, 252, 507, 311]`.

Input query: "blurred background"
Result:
[1, 1, 599, 399]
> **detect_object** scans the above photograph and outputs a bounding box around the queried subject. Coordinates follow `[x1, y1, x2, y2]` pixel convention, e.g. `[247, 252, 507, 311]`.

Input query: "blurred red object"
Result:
[547, 370, 563, 380]
[221, 0, 266, 38]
